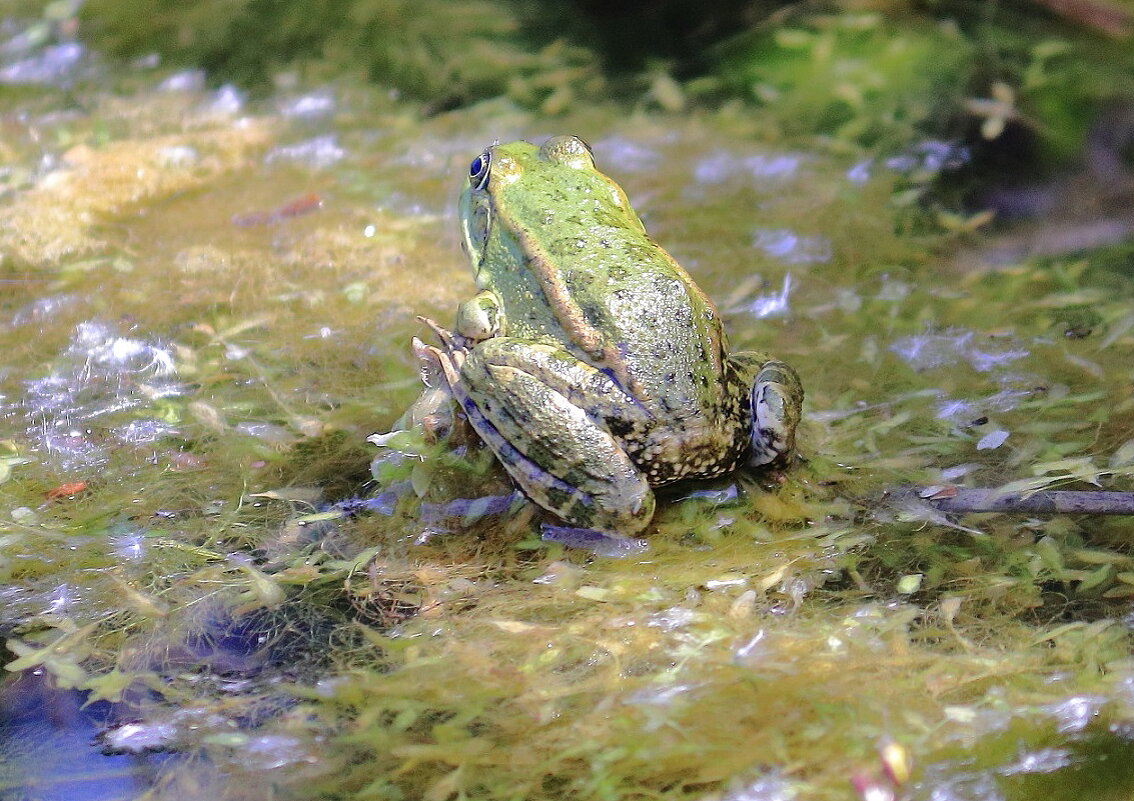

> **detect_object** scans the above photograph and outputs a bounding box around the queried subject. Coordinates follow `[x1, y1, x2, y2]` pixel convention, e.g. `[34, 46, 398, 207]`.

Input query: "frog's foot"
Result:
[416, 315, 476, 355]
[414, 335, 465, 395]
[412, 334, 465, 388]
[407, 336, 478, 444]
[748, 359, 804, 467]
[450, 337, 656, 535]
[539, 523, 649, 557]
[403, 385, 458, 442]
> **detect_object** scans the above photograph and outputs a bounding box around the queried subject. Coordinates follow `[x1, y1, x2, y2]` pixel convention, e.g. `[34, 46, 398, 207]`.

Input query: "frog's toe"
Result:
[539, 524, 649, 556]
[748, 360, 803, 467]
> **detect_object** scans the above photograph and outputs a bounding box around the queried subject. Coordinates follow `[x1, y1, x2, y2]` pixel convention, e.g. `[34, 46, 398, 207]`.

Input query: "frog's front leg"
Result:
[437, 337, 656, 535]
[729, 352, 804, 467]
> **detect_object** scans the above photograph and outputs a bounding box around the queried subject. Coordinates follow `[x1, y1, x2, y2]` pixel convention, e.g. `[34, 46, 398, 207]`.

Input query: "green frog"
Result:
[416, 135, 803, 537]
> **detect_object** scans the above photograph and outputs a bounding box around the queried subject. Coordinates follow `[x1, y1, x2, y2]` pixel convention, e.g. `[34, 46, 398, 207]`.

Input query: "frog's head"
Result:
[458, 136, 643, 285]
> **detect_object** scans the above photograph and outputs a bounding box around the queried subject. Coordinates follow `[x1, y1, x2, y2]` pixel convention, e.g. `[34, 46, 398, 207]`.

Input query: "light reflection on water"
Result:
[751, 228, 832, 265]
[14, 320, 184, 472]
[265, 134, 346, 169]
[0, 672, 171, 801]
[891, 329, 1031, 373]
[0, 42, 84, 85]
[694, 151, 804, 184]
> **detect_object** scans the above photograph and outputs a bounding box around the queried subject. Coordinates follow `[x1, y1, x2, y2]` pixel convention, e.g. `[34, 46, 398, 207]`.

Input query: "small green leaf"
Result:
[1111, 438, 1134, 469]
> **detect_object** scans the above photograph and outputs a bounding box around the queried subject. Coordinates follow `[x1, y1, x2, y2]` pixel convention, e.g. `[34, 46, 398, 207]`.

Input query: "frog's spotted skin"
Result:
[421, 135, 803, 536]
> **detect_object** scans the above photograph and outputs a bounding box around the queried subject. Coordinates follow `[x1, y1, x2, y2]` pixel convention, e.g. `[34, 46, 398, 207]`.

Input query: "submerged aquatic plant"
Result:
[2, 3, 1134, 800]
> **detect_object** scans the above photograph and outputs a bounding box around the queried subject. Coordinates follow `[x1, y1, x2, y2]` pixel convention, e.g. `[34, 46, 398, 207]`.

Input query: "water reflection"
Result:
[0, 671, 170, 800]
[18, 320, 184, 472]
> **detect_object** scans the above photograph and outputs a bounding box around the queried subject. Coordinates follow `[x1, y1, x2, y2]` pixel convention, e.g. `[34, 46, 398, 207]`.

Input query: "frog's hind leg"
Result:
[721, 351, 802, 467]
[749, 358, 804, 466]
[442, 338, 656, 535]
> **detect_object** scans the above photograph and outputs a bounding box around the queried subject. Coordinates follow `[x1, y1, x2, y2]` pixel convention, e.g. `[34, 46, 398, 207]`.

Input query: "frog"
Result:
[414, 135, 803, 537]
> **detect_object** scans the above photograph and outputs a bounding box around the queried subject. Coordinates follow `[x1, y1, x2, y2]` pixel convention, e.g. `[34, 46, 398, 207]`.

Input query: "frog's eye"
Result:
[539, 135, 595, 169]
[469, 150, 491, 191]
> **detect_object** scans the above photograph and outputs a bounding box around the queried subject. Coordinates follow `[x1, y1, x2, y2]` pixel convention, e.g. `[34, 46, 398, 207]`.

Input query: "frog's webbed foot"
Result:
[416, 316, 476, 357]
[405, 327, 474, 443]
[539, 523, 648, 557]
[747, 358, 804, 467]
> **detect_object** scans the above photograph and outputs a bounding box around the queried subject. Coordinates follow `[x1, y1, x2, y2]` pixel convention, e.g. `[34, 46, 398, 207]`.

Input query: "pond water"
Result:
[3, 4, 1134, 801]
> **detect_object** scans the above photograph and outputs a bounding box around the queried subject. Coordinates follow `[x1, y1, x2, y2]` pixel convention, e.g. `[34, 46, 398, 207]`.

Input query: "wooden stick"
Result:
[925, 488, 1134, 516]
[1030, 0, 1132, 38]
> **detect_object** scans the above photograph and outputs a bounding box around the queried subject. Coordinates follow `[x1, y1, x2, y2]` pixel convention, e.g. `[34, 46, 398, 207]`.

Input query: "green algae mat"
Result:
[3, 3, 1134, 800]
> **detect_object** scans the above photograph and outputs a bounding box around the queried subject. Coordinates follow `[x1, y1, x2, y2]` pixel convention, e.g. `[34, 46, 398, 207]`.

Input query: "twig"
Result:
[924, 488, 1134, 516]
[1029, 0, 1132, 38]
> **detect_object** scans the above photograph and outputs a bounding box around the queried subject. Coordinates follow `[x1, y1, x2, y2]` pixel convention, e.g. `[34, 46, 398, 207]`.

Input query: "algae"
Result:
[2, 2, 1134, 801]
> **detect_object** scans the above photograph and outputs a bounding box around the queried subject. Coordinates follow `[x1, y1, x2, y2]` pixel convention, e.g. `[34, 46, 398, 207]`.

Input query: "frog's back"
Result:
[486, 141, 748, 479]
[569, 228, 725, 403]
[498, 168, 726, 411]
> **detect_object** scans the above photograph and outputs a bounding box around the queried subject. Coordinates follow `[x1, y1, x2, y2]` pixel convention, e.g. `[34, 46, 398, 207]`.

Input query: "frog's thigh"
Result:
[746, 356, 804, 466]
[457, 340, 655, 534]
[472, 337, 652, 425]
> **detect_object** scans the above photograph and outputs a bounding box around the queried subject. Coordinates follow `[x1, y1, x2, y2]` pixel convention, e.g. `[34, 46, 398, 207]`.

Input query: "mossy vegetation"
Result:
[2, 1, 1134, 799]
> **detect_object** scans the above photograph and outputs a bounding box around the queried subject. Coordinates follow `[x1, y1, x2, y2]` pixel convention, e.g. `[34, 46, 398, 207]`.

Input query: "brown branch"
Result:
[1029, 0, 1133, 38]
[924, 488, 1134, 516]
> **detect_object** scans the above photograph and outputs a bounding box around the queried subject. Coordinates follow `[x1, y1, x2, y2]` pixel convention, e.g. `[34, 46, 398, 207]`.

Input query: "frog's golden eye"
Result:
[469, 150, 491, 191]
